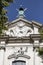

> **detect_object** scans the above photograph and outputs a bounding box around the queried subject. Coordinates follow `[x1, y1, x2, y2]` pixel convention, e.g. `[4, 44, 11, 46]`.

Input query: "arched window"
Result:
[12, 60, 26, 65]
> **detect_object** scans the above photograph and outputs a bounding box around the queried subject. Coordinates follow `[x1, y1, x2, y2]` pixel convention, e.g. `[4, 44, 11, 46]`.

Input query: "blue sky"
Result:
[6, 0, 43, 24]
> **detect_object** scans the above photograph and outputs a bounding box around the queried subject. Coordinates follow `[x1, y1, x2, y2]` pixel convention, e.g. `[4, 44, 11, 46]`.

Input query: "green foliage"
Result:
[39, 28, 43, 34]
[38, 47, 43, 56]
[0, 0, 13, 35]
[39, 27, 43, 39]
[2, 1, 9, 7]
[1, 9, 7, 15]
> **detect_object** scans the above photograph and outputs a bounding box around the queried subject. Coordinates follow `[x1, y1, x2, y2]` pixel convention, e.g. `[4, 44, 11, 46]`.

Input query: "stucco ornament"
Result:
[5, 21, 33, 37]
[8, 47, 30, 59]
[9, 25, 32, 37]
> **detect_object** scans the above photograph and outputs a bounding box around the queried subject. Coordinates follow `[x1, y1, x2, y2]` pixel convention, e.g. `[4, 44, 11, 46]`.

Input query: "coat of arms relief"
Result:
[8, 47, 30, 59]
[5, 21, 33, 37]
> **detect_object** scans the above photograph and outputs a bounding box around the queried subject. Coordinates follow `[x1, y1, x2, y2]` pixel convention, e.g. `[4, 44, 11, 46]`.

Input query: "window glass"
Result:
[12, 60, 26, 65]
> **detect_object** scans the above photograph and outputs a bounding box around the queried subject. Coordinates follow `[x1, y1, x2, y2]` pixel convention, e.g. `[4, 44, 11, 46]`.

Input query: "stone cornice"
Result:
[30, 34, 41, 40]
[8, 18, 32, 25]
[0, 35, 8, 41]
[32, 21, 42, 28]
[30, 34, 43, 42]
[0, 34, 43, 44]
[6, 18, 42, 28]
[8, 18, 32, 28]
[7, 36, 32, 43]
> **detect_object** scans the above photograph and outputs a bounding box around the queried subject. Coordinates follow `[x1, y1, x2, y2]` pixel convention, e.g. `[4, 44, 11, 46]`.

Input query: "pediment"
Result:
[5, 18, 34, 37]
[8, 18, 32, 28]
[5, 18, 42, 37]
[7, 18, 42, 28]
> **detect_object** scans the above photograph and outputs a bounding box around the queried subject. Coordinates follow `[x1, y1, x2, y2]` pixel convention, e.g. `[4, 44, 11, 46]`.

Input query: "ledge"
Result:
[0, 34, 43, 44]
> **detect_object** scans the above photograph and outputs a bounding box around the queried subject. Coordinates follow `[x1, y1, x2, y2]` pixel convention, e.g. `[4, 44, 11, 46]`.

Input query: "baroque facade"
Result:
[0, 7, 43, 65]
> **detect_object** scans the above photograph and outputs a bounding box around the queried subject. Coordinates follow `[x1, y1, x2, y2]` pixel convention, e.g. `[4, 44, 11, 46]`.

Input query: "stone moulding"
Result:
[8, 54, 30, 59]
[0, 34, 43, 44]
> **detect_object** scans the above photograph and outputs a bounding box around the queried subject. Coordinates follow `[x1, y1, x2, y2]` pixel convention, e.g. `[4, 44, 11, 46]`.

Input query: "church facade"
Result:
[0, 7, 43, 65]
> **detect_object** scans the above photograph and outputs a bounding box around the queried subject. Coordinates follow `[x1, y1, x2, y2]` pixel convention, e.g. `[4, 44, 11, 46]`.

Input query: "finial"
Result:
[16, 5, 27, 18]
